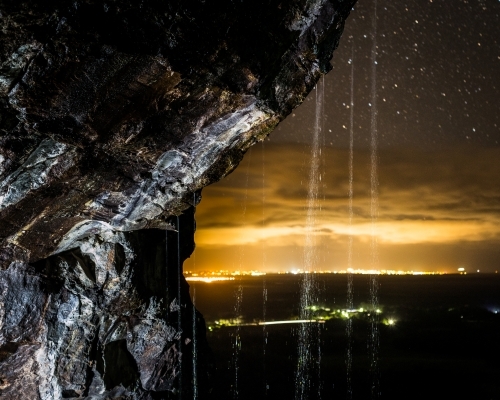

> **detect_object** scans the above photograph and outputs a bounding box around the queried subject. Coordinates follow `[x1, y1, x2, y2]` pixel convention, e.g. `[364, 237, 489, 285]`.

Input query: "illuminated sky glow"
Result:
[185, 144, 500, 273]
[185, 0, 500, 273]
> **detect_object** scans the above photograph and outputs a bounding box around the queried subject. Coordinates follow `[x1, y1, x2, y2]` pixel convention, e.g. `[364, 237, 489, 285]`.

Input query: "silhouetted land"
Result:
[190, 274, 500, 400]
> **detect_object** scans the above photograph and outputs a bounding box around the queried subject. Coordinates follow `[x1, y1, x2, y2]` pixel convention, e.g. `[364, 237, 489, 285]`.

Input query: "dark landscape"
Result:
[192, 274, 500, 400]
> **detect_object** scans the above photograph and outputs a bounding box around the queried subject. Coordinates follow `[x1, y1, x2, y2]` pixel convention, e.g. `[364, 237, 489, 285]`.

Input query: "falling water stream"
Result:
[186, 6, 382, 396]
[177, 216, 183, 400]
[230, 146, 254, 399]
[346, 37, 355, 400]
[295, 76, 325, 400]
[262, 138, 268, 397]
[192, 193, 199, 400]
[317, 321, 322, 399]
[369, 0, 381, 398]
[262, 280, 268, 396]
[232, 285, 243, 399]
[192, 286, 198, 400]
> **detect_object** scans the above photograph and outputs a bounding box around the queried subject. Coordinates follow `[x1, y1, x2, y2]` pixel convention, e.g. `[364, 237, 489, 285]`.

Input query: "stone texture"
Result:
[0, 0, 356, 398]
[0, 215, 213, 399]
[0, 0, 355, 263]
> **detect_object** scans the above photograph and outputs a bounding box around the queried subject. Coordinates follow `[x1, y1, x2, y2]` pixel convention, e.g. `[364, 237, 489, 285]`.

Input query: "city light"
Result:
[185, 269, 447, 278]
[258, 320, 325, 326]
[185, 276, 235, 283]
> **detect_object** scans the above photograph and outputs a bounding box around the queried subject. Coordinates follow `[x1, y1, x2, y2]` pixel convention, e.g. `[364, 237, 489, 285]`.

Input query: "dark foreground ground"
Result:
[191, 274, 500, 400]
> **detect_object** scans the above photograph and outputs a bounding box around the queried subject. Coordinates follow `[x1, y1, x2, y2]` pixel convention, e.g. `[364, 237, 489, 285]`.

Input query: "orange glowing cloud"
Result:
[186, 143, 500, 273]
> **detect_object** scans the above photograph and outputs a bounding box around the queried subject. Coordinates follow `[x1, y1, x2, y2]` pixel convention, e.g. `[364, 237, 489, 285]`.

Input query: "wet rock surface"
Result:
[0, 0, 355, 398]
[1, 213, 213, 399]
[0, 0, 355, 262]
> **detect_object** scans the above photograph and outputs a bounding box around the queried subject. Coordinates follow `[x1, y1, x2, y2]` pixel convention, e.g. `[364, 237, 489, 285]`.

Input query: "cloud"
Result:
[187, 142, 500, 272]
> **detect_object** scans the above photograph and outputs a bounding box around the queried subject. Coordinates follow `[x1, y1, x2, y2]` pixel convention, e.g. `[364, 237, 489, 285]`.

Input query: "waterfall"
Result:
[316, 321, 323, 399]
[262, 136, 269, 397]
[232, 285, 243, 399]
[263, 280, 268, 396]
[191, 196, 198, 400]
[346, 37, 355, 400]
[177, 215, 183, 400]
[295, 75, 324, 400]
[369, 0, 381, 398]
[192, 286, 198, 400]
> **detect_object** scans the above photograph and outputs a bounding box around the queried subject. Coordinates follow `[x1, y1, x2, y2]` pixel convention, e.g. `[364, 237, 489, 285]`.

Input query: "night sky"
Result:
[185, 0, 500, 274]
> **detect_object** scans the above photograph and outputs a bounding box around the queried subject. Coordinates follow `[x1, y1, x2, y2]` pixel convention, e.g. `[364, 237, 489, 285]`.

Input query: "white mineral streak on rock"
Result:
[0, 263, 62, 399]
[0, 154, 5, 177]
[0, 138, 77, 211]
[288, 0, 328, 34]
[47, 280, 96, 395]
[56, 292, 81, 328]
[127, 300, 179, 391]
[108, 97, 270, 228]
[57, 97, 272, 252]
[54, 220, 118, 254]
[54, 221, 135, 286]
[0, 42, 42, 96]
[36, 333, 64, 400]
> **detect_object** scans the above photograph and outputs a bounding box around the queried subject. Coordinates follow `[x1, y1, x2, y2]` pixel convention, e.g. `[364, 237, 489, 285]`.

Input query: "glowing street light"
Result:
[382, 318, 396, 326]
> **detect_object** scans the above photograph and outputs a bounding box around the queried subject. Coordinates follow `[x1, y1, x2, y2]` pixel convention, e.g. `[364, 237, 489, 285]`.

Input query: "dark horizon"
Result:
[191, 273, 500, 400]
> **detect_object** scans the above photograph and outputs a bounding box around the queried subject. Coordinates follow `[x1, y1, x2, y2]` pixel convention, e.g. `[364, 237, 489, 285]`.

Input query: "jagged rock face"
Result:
[0, 0, 356, 398]
[0, 0, 355, 263]
[1, 212, 213, 399]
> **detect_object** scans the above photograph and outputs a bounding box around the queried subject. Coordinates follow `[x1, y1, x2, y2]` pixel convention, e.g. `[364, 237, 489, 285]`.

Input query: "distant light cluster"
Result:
[206, 305, 397, 331]
[185, 269, 446, 279]
[185, 270, 266, 277]
[293, 269, 445, 276]
[185, 270, 267, 282]
[185, 276, 235, 283]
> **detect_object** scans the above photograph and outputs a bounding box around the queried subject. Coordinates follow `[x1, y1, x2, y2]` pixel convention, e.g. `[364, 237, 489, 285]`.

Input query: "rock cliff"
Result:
[0, 0, 356, 398]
